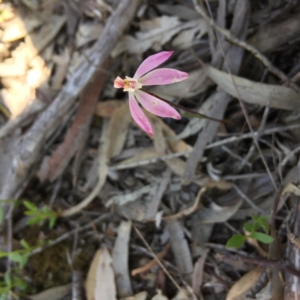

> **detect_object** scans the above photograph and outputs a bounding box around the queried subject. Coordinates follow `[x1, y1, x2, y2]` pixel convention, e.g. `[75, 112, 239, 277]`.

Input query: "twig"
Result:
[192, 0, 300, 93]
[231, 254, 300, 278]
[109, 124, 300, 171]
[232, 184, 266, 214]
[30, 213, 110, 256]
[131, 243, 171, 276]
[128, 218, 187, 298]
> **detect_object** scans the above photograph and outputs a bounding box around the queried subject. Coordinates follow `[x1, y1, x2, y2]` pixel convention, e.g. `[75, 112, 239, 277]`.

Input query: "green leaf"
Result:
[19, 253, 29, 268]
[0, 206, 3, 223]
[23, 201, 37, 211]
[226, 234, 246, 248]
[41, 206, 49, 214]
[250, 232, 274, 244]
[27, 217, 43, 225]
[243, 222, 254, 233]
[4, 272, 11, 285]
[49, 217, 56, 229]
[0, 250, 8, 258]
[20, 239, 30, 249]
[9, 252, 23, 264]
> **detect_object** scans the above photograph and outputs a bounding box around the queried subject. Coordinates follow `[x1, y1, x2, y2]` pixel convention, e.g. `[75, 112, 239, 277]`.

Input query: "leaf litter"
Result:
[1, 0, 300, 299]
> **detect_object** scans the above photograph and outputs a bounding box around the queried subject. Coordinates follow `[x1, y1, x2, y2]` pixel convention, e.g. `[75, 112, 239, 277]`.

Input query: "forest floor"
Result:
[1, 0, 300, 299]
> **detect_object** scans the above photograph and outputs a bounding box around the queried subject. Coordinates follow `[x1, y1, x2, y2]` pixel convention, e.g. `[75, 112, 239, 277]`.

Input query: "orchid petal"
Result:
[128, 92, 153, 136]
[134, 51, 173, 79]
[138, 68, 189, 86]
[114, 76, 124, 88]
[135, 90, 181, 120]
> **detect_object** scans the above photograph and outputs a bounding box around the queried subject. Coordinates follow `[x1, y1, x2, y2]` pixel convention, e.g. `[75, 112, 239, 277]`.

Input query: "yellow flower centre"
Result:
[123, 76, 142, 92]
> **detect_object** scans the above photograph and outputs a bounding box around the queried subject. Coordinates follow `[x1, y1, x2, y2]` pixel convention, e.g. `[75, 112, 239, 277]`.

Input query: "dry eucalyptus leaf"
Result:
[281, 182, 300, 197]
[172, 19, 208, 49]
[195, 199, 242, 224]
[177, 93, 215, 140]
[248, 11, 300, 53]
[105, 183, 157, 208]
[124, 292, 148, 300]
[24, 14, 66, 60]
[96, 100, 123, 117]
[52, 48, 71, 90]
[157, 4, 199, 20]
[192, 250, 208, 296]
[28, 284, 71, 300]
[226, 267, 263, 300]
[76, 22, 103, 48]
[85, 246, 116, 300]
[112, 16, 183, 56]
[114, 147, 160, 168]
[113, 221, 132, 298]
[152, 290, 169, 300]
[167, 219, 193, 284]
[106, 101, 131, 160]
[206, 66, 300, 111]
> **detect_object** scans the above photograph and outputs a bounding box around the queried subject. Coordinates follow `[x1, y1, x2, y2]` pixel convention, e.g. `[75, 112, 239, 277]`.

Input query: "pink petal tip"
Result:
[134, 51, 174, 79]
[114, 76, 124, 88]
[135, 90, 181, 120]
[139, 68, 189, 86]
[128, 92, 153, 136]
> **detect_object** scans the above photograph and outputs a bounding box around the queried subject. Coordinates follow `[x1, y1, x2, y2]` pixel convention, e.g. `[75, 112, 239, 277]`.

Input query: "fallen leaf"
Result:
[172, 19, 208, 49]
[152, 290, 169, 300]
[206, 65, 300, 111]
[281, 182, 300, 197]
[124, 291, 148, 300]
[76, 22, 104, 48]
[85, 246, 116, 300]
[96, 100, 123, 117]
[106, 101, 132, 160]
[112, 17, 203, 56]
[28, 284, 71, 300]
[193, 199, 242, 224]
[167, 219, 193, 284]
[192, 250, 208, 296]
[112, 221, 133, 298]
[226, 267, 263, 300]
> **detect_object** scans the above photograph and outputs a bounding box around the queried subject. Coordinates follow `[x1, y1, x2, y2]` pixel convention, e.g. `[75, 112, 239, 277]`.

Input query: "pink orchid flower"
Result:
[114, 51, 189, 136]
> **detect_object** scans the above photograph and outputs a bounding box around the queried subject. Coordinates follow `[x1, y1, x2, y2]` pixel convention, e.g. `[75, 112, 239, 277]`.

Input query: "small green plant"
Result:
[23, 200, 60, 229]
[0, 239, 36, 299]
[226, 215, 274, 249]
